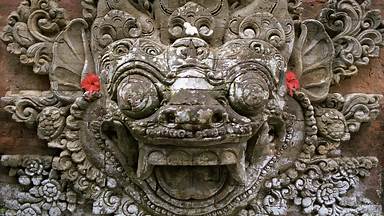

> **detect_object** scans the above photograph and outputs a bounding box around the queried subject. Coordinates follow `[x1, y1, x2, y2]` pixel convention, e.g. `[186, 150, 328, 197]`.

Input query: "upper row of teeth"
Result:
[142, 124, 252, 139]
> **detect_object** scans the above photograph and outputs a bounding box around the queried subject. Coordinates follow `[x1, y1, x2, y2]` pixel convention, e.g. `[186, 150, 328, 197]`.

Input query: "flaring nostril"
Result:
[211, 111, 224, 124]
[163, 111, 176, 124]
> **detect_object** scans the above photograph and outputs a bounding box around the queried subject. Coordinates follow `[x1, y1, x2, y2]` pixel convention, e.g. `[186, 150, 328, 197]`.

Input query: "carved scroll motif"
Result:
[0, 0, 68, 75]
[1, 91, 61, 127]
[319, 0, 384, 83]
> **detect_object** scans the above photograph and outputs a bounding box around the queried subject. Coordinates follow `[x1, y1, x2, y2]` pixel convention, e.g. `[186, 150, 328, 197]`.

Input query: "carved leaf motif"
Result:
[321, 93, 383, 133]
[341, 94, 382, 132]
[288, 0, 303, 20]
[20, 42, 53, 75]
[290, 20, 335, 102]
[1, 91, 61, 128]
[93, 190, 121, 214]
[319, 0, 384, 83]
[0, 0, 68, 75]
[258, 157, 379, 215]
[51, 19, 95, 103]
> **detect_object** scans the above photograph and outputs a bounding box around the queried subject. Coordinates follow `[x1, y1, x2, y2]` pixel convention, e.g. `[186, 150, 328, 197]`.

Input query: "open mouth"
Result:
[139, 142, 247, 201]
[124, 120, 257, 201]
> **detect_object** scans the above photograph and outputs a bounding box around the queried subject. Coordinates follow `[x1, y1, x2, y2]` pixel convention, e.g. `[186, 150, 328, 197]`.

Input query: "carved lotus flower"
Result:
[23, 159, 43, 176]
[38, 179, 61, 202]
[17, 203, 41, 216]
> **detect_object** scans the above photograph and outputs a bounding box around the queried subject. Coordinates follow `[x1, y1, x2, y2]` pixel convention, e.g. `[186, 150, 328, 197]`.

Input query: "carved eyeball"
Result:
[168, 18, 185, 38]
[113, 43, 131, 56]
[117, 75, 160, 119]
[229, 72, 269, 115]
[195, 18, 214, 37]
[140, 41, 163, 56]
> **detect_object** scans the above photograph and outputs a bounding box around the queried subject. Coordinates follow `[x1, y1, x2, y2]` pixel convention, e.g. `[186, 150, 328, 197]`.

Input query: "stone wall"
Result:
[0, 0, 383, 209]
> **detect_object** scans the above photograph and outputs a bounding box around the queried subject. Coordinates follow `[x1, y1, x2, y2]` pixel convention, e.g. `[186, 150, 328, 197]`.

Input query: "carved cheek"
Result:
[116, 75, 160, 119]
[229, 73, 269, 115]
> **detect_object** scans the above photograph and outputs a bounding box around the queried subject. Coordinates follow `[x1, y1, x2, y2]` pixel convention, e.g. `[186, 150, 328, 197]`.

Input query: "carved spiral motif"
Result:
[117, 75, 160, 119]
[319, 0, 384, 82]
[229, 71, 270, 115]
[112, 41, 132, 57]
[92, 10, 154, 53]
[239, 13, 286, 48]
[123, 17, 143, 38]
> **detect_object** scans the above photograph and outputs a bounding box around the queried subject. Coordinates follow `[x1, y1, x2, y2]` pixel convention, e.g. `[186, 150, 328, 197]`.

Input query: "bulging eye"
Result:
[113, 43, 131, 56]
[117, 75, 160, 119]
[229, 72, 269, 115]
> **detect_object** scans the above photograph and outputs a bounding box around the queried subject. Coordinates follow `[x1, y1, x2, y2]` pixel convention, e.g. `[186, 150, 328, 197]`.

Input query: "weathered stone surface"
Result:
[0, 0, 383, 215]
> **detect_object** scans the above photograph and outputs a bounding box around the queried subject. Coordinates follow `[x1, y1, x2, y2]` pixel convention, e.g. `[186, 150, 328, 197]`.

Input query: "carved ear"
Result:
[51, 19, 95, 103]
[289, 20, 334, 102]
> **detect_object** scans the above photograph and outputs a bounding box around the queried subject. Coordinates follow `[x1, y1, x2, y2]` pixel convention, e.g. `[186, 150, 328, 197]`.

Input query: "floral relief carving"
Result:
[1, 155, 80, 216]
[0, 0, 383, 215]
[0, 0, 68, 75]
[319, 0, 384, 83]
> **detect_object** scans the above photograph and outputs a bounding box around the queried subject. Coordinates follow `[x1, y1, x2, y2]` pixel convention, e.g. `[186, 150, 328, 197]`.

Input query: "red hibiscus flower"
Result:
[285, 71, 300, 96]
[81, 73, 100, 93]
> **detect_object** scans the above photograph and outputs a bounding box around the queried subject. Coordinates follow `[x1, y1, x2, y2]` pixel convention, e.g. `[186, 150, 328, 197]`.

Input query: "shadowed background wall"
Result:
[0, 0, 383, 208]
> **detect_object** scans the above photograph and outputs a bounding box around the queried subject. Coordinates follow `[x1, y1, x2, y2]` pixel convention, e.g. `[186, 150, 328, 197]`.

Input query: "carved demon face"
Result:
[91, 0, 300, 209]
[100, 36, 284, 195]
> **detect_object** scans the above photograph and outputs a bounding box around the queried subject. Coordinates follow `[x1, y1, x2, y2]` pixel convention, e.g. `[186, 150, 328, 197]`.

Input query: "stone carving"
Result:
[0, 0, 67, 75]
[2, 91, 61, 128]
[1, 155, 80, 215]
[0, 0, 383, 215]
[319, 0, 384, 83]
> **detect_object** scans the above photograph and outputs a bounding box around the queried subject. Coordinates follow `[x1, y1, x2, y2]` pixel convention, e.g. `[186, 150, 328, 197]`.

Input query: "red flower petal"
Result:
[81, 73, 100, 93]
[285, 71, 300, 96]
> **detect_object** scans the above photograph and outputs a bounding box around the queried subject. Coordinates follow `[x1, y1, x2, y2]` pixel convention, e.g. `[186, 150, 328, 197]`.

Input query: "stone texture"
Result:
[0, 0, 383, 215]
